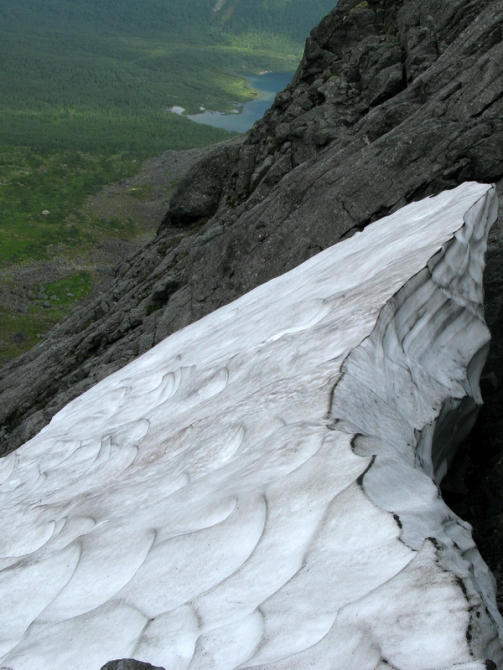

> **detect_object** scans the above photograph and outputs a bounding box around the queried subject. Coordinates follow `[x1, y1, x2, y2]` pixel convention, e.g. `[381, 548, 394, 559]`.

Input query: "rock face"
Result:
[0, 0, 503, 605]
[0, 183, 501, 670]
[100, 661, 165, 670]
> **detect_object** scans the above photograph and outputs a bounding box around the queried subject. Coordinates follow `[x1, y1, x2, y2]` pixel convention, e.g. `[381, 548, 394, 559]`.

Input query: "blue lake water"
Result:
[187, 72, 294, 133]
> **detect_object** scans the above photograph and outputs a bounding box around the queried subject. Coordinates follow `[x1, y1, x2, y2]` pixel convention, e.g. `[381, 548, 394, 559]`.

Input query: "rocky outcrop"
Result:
[0, 184, 500, 670]
[101, 661, 165, 670]
[161, 144, 241, 228]
[1, 0, 503, 596]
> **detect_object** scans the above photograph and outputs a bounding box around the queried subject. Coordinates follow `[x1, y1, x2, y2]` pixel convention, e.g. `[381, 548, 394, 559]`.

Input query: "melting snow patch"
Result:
[0, 183, 502, 670]
[167, 106, 185, 115]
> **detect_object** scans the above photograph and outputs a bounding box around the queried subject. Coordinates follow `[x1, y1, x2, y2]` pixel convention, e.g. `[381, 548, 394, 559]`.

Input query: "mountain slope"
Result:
[1, 0, 503, 596]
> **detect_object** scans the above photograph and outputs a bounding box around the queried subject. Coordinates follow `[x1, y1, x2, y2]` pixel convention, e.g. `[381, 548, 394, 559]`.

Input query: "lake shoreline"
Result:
[185, 71, 294, 133]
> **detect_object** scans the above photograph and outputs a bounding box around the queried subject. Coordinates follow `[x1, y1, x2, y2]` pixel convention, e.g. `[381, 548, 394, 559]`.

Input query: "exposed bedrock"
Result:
[100, 661, 166, 670]
[0, 184, 501, 669]
[1, 0, 503, 609]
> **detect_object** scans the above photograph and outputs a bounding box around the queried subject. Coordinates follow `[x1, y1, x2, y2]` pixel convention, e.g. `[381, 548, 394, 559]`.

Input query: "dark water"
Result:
[187, 71, 294, 133]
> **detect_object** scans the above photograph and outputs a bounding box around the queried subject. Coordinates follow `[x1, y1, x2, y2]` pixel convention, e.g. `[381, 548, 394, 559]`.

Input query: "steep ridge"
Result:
[0, 184, 500, 669]
[1, 0, 503, 590]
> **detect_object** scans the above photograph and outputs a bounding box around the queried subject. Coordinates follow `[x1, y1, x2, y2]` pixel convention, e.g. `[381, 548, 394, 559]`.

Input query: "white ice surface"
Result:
[0, 182, 502, 670]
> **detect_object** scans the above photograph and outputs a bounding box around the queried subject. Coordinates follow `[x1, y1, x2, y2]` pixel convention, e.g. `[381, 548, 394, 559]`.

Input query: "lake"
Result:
[187, 72, 294, 133]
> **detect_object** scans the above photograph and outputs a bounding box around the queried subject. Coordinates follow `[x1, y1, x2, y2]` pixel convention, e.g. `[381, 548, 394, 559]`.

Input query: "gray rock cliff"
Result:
[1, 0, 503, 600]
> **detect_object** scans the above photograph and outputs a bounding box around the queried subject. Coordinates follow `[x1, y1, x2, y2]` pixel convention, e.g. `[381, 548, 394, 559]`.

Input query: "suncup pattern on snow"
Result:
[0, 182, 501, 670]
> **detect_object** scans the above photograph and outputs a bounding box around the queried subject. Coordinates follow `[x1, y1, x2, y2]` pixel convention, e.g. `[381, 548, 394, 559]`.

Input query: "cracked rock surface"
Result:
[0, 183, 500, 669]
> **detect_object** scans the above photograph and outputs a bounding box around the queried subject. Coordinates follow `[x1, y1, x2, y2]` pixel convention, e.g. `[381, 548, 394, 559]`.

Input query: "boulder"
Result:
[101, 661, 165, 670]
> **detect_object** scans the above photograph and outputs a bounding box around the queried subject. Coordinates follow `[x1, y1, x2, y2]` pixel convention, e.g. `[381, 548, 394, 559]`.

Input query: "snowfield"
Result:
[0, 182, 502, 670]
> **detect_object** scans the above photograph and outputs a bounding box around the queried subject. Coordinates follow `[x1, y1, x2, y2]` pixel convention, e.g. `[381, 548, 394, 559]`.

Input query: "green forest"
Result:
[0, 0, 336, 152]
[0, 0, 336, 360]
